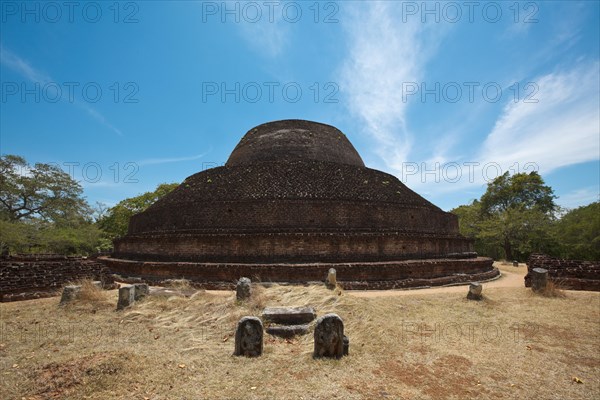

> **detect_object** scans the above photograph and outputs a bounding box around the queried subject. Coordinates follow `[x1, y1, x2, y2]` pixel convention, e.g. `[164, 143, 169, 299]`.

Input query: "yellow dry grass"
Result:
[1, 273, 599, 399]
[72, 279, 110, 303]
[537, 280, 568, 299]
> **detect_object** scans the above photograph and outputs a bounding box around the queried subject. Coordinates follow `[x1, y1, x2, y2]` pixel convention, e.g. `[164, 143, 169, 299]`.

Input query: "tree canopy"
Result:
[480, 171, 556, 215]
[97, 183, 178, 240]
[0, 155, 90, 222]
[0, 154, 179, 255]
[552, 202, 600, 260]
[452, 171, 560, 261]
[0, 154, 100, 254]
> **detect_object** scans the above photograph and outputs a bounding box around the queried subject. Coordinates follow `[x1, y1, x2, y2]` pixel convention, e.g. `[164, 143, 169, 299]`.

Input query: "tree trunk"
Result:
[503, 238, 513, 261]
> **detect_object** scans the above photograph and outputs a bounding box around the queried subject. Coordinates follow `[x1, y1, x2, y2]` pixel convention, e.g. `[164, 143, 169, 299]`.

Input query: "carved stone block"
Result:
[314, 313, 345, 359]
[234, 316, 263, 357]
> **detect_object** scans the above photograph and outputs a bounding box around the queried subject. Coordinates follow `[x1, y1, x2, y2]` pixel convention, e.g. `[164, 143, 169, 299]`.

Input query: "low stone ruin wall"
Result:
[0, 254, 116, 302]
[525, 254, 600, 291]
[101, 256, 498, 290]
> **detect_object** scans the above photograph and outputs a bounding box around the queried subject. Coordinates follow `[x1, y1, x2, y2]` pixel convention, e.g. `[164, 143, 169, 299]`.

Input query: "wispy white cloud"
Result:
[0, 45, 50, 83]
[407, 62, 600, 198]
[238, 19, 289, 58]
[558, 186, 599, 209]
[0, 45, 123, 136]
[78, 104, 123, 136]
[137, 151, 210, 166]
[338, 3, 597, 211]
[339, 2, 444, 172]
[227, 0, 290, 58]
[478, 62, 599, 175]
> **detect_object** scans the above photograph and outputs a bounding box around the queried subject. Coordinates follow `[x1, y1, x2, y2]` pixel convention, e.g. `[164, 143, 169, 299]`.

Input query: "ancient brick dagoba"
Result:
[104, 120, 498, 289]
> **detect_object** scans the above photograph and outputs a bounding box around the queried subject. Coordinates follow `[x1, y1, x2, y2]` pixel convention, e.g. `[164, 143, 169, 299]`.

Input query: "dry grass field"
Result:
[1, 263, 599, 399]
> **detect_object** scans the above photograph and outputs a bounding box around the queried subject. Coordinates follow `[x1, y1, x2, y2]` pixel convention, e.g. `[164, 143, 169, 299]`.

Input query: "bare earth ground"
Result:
[1, 262, 599, 399]
[350, 261, 524, 298]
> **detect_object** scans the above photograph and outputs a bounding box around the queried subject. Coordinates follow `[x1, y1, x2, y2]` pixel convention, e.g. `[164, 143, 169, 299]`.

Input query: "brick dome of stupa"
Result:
[104, 120, 497, 289]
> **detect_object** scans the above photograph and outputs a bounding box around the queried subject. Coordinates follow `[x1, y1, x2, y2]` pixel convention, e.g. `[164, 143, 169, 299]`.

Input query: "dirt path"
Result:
[347, 262, 527, 298]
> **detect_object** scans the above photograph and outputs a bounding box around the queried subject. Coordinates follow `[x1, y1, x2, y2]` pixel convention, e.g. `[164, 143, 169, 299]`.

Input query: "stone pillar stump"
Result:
[236, 277, 252, 301]
[531, 268, 548, 292]
[466, 282, 483, 300]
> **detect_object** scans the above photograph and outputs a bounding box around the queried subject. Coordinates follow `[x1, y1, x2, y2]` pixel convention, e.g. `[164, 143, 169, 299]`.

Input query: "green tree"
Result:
[0, 155, 90, 222]
[0, 219, 43, 254]
[452, 200, 482, 239]
[477, 206, 556, 261]
[480, 171, 556, 215]
[0, 154, 102, 255]
[97, 183, 178, 240]
[553, 202, 600, 260]
[452, 200, 502, 259]
[41, 223, 103, 255]
[452, 171, 557, 261]
[479, 171, 557, 260]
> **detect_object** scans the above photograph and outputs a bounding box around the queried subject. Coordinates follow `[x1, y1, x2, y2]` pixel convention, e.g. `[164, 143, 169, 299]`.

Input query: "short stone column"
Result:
[343, 335, 349, 356]
[512, 260, 519, 267]
[133, 283, 149, 301]
[314, 313, 345, 359]
[59, 285, 81, 305]
[531, 268, 548, 292]
[117, 285, 136, 310]
[233, 316, 263, 357]
[326, 268, 337, 289]
[466, 282, 483, 300]
[236, 277, 252, 301]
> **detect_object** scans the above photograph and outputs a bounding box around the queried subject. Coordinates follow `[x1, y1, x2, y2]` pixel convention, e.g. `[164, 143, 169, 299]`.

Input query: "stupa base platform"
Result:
[100, 256, 498, 290]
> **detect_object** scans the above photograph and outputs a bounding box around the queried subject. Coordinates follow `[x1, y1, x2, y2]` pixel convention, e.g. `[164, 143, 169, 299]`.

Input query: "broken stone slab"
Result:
[149, 287, 198, 298]
[262, 306, 316, 325]
[313, 313, 345, 359]
[265, 324, 310, 338]
[116, 285, 136, 310]
[59, 285, 81, 305]
[133, 283, 149, 301]
[326, 268, 337, 289]
[531, 268, 548, 292]
[236, 277, 251, 301]
[466, 282, 483, 300]
[233, 316, 263, 357]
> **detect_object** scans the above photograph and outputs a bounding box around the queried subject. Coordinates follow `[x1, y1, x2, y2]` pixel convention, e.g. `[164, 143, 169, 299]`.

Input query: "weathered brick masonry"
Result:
[525, 253, 600, 291]
[102, 256, 497, 290]
[0, 255, 115, 302]
[115, 232, 473, 263]
[105, 120, 498, 287]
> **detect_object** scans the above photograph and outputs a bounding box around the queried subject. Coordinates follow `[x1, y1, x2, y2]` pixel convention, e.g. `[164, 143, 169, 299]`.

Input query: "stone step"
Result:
[262, 306, 316, 325]
[266, 324, 310, 338]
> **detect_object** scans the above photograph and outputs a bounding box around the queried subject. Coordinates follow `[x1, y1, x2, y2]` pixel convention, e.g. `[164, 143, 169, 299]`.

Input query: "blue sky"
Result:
[1, 1, 599, 211]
